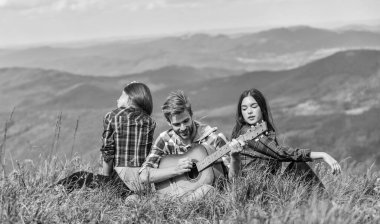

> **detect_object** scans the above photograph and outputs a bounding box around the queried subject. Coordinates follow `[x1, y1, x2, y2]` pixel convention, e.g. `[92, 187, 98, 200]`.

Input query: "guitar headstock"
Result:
[237, 121, 268, 142]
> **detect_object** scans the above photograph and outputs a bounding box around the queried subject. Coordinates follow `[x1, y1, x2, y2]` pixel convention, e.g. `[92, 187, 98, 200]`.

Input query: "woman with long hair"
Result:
[55, 82, 156, 197]
[231, 88, 341, 190]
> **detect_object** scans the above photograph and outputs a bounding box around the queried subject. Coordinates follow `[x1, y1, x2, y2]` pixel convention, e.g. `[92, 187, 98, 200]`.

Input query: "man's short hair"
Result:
[162, 90, 193, 123]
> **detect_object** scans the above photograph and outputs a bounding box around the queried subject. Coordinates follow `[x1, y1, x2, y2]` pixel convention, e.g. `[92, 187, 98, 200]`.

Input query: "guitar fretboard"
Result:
[196, 144, 231, 172]
[195, 122, 267, 172]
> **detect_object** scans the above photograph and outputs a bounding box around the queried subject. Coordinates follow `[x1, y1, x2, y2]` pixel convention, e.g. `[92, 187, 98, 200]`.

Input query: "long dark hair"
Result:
[231, 88, 276, 139]
[124, 82, 153, 115]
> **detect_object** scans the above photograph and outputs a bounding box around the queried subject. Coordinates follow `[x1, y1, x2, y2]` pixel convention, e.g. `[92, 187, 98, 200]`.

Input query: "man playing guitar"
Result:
[139, 90, 244, 200]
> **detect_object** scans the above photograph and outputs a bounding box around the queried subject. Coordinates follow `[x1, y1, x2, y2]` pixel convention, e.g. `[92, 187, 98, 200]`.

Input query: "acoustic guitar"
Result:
[155, 121, 268, 196]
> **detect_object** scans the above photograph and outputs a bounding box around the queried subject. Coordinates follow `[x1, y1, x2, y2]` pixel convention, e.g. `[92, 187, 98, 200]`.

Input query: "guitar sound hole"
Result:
[187, 163, 199, 180]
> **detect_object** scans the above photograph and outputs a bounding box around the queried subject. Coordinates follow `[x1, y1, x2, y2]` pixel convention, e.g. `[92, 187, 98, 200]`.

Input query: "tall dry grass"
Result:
[0, 154, 379, 223]
[0, 114, 379, 223]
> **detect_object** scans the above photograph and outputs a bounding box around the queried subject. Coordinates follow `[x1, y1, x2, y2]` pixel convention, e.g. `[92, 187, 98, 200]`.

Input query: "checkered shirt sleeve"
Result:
[245, 131, 312, 162]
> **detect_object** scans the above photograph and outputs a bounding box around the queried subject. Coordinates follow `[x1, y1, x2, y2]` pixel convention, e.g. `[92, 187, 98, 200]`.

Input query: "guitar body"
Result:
[155, 144, 225, 196]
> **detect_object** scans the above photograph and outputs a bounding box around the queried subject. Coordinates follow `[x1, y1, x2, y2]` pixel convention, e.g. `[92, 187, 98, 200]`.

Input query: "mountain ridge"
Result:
[1, 26, 380, 76]
[1, 49, 380, 166]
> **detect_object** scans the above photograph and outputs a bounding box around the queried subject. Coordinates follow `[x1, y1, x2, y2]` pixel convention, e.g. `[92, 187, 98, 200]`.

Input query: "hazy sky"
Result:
[0, 0, 379, 47]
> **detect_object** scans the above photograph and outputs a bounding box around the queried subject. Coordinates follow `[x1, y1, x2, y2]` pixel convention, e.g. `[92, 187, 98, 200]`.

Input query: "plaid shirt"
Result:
[238, 125, 312, 167]
[140, 121, 228, 172]
[100, 107, 156, 167]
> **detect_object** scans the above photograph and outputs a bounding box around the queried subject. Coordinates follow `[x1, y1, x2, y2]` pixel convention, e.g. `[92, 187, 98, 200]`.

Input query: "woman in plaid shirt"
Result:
[56, 82, 155, 197]
[231, 88, 341, 191]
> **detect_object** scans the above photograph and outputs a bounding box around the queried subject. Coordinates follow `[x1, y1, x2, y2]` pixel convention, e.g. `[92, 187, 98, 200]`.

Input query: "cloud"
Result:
[0, 0, 372, 13]
[0, 0, 205, 13]
[0, 0, 51, 10]
[0, 0, 109, 12]
[120, 0, 202, 11]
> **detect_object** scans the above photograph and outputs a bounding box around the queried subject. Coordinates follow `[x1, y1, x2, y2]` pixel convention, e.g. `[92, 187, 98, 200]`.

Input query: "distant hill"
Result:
[168, 50, 380, 112]
[0, 66, 240, 111]
[1, 26, 380, 76]
[1, 49, 380, 166]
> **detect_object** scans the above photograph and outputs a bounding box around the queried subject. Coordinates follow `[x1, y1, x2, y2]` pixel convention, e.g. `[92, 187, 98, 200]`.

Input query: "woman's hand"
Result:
[310, 152, 341, 175]
[229, 139, 244, 158]
[322, 152, 341, 175]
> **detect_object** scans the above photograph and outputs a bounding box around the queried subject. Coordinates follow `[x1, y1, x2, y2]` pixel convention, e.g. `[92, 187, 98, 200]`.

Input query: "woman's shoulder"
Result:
[128, 108, 155, 122]
[104, 107, 125, 119]
[107, 107, 154, 122]
[106, 106, 128, 115]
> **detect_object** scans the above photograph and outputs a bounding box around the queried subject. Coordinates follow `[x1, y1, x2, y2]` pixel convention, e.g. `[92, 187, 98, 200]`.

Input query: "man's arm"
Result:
[140, 158, 192, 183]
[139, 134, 193, 184]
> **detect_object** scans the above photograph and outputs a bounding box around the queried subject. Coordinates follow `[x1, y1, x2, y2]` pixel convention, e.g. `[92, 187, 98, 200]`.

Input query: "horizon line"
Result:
[1, 20, 380, 50]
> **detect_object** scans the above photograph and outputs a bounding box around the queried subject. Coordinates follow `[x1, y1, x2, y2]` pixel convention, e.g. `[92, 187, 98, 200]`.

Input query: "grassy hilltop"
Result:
[0, 155, 379, 223]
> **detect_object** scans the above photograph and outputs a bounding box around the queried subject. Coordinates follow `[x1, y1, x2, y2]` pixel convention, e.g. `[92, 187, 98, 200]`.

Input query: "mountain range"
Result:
[1, 26, 380, 76]
[1, 49, 379, 167]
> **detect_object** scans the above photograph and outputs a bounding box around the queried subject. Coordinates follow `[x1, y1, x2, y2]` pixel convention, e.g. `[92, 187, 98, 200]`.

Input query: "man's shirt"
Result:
[100, 107, 156, 167]
[140, 121, 228, 173]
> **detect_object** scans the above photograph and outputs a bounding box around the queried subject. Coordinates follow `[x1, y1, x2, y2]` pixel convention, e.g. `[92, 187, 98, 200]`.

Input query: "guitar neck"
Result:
[196, 144, 231, 172]
[195, 122, 267, 172]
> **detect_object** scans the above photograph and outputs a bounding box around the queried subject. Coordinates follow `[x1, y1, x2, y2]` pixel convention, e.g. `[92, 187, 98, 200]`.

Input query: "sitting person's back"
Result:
[56, 82, 156, 197]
